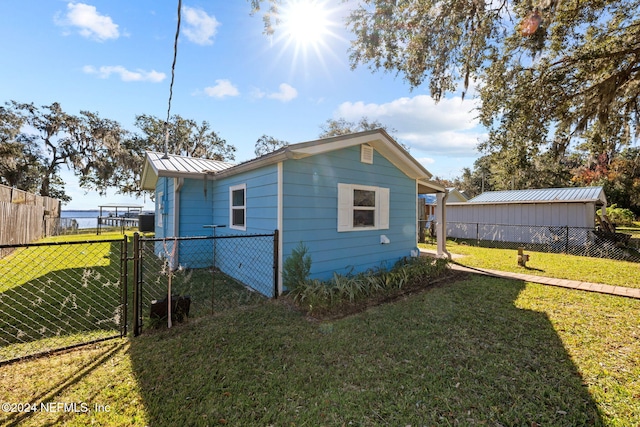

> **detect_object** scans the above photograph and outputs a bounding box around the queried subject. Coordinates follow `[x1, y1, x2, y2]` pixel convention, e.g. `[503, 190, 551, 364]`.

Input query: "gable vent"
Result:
[361, 144, 374, 164]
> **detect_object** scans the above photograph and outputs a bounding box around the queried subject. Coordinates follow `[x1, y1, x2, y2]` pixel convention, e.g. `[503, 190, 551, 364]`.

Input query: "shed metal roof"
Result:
[466, 187, 606, 205]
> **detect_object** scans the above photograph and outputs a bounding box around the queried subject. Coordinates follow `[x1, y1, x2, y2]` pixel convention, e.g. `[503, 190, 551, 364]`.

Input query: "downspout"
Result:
[277, 162, 284, 297]
[416, 181, 419, 246]
[162, 178, 169, 234]
[436, 190, 451, 259]
[172, 177, 184, 269]
[174, 177, 184, 237]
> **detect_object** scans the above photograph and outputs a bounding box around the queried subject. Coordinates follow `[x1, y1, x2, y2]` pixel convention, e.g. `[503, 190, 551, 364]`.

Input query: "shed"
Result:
[446, 186, 608, 242]
[420, 188, 468, 220]
[141, 129, 447, 296]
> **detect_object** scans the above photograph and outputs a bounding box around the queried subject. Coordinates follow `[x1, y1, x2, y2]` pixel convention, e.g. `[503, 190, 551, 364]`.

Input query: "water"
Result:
[60, 210, 99, 229]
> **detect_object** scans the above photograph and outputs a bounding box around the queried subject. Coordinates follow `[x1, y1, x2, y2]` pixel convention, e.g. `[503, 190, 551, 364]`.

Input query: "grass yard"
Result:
[0, 231, 265, 362]
[0, 233, 127, 362]
[421, 241, 640, 289]
[1, 274, 639, 426]
[617, 222, 640, 239]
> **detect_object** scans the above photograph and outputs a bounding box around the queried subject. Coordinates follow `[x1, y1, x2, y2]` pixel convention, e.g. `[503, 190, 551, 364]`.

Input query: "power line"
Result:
[164, 0, 182, 158]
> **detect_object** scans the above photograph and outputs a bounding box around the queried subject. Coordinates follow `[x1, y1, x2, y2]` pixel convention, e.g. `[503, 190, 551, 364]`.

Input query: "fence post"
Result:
[132, 232, 141, 337]
[273, 229, 279, 299]
[120, 235, 128, 337]
[565, 225, 569, 254]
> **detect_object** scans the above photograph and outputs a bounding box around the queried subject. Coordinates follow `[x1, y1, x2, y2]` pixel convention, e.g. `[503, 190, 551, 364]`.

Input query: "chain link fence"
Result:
[429, 221, 640, 262]
[132, 232, 277, 334]
[0, 238, 126, 365]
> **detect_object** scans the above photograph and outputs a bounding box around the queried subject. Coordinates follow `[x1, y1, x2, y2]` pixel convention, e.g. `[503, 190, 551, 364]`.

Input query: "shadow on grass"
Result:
[0, 240, 124, 363]
[0, 340, 127, 427]
[136, 266, 267, 331]
[128, 275, 604, 426]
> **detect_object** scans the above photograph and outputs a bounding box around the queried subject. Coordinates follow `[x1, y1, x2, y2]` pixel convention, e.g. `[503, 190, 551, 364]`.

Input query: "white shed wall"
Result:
[447, 202, 596, 228]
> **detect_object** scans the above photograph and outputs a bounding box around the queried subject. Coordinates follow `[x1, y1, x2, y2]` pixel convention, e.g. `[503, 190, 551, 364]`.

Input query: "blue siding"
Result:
[155, 145, 419, 296]
[210, 165, 279, 296]
[178, 178, 215, 236]
[282, 145, 416, 282]
[156, 169, 278, 296]
[153, 177, 174, 260]
[154, 177, 174, 239]
[211, 165, 279, 234]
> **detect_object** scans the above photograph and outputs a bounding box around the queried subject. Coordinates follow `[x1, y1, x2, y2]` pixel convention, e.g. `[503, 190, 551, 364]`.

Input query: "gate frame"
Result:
[0, 236, 128, 366]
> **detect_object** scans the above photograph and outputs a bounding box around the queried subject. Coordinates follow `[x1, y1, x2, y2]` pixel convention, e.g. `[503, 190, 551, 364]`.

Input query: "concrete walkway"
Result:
[421, 249, 640, 299]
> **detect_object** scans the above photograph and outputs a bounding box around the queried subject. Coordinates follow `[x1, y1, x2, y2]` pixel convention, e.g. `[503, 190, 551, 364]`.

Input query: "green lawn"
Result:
[421, 241, 640, 289]
[617, 222, 640, 238]
[0, 233, 127, 361]
[2, 275, 639, 426]
[0, 232, 127, 293]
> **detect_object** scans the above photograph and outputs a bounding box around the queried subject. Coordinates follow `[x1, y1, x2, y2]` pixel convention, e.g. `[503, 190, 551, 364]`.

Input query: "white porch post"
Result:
[436, 191, 451, 259]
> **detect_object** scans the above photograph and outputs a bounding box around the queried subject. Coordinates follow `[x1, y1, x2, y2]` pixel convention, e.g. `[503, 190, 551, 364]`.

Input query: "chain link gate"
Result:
[130, 231, 279, 336]
[0, 237, 128, 365]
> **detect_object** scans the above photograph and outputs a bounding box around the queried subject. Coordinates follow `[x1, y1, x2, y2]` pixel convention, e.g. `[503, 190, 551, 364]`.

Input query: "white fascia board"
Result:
[140, 153, 158, 190]
[290, 132, 434, 181]
[370, 140, 433, 180]
[209, 151, 291, 179]
[289, 133, 382, 157]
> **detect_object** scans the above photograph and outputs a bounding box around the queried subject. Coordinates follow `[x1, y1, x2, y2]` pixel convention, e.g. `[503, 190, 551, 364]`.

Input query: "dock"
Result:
[97, 204, 143, 234]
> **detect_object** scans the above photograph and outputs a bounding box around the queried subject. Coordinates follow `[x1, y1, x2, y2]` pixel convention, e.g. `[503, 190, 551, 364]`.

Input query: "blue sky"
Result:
[1, 0, 485, 210]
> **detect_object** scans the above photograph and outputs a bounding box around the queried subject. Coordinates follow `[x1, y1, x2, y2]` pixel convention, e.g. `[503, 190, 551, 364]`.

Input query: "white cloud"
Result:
[182, 6, 220, 45]
[204, 79, 239, 98]
[416, 157, 435, 165]
[83, 65, 165, 82]
[55, 3, 119, 41]
[334, 94, 485, 156]
[268, 83, 298, 102]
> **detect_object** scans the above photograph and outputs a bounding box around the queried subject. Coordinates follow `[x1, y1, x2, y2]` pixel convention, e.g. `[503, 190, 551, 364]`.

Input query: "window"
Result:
[229, 184, 246, 230]
[353, 189, 376, 227]
[338, 183, 389, 232]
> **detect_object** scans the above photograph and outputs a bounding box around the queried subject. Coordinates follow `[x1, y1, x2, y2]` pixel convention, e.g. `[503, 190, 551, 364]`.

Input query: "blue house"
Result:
[141, 129, 447, 297]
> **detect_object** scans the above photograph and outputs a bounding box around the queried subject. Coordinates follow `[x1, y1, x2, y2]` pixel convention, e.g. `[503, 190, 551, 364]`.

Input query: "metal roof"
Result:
[467, 187, 606, 205]
[141, 152, 235, 190]
[140, 129, 447, 193]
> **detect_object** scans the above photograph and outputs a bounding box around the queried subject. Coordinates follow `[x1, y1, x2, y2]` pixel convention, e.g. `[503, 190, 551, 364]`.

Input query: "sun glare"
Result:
[270, 0, 344, 75]
[281, 0, 331, 47]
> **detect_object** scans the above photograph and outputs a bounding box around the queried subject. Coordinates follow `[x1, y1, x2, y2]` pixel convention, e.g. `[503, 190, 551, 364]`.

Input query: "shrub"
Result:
[598, 204, 637, 226]
[282, 242, 312, 292]
[288, 256, 450, 315]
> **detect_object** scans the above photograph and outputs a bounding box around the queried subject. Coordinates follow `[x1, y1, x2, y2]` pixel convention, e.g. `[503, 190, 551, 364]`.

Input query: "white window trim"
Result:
[229, 183, 247, 231]
[337, 183, 390, 232]
[156, 191, 164, 228]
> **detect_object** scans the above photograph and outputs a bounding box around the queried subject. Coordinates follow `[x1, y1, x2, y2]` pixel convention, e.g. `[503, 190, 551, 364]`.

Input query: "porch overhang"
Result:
[417, 179, 446, 194]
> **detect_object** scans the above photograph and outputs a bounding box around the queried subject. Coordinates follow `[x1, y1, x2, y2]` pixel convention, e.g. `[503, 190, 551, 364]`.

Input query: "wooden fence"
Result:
[0, 184, 60, 258]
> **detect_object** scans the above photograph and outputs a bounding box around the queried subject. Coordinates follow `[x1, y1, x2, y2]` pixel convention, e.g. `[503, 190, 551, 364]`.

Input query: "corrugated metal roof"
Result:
[146, 151, 235, 174]
[467, 187, 606, 204]
[141, 151, 235, 190]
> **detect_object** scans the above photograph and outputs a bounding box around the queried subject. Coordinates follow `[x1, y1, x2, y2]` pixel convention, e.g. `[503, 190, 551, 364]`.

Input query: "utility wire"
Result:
[164, 0, 182, 158]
